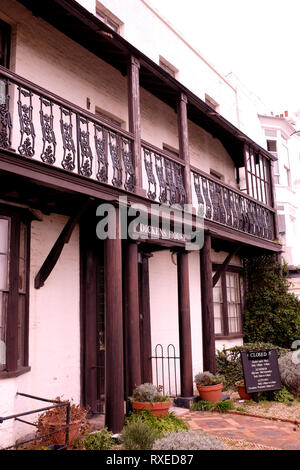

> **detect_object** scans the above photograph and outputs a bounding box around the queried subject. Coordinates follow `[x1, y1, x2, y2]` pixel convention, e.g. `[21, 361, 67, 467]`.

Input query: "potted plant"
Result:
[36, 397, 89, 447]
[194, 371, 224, 403]
[235, 379, 252, 400]
[131, 383, 171, 417]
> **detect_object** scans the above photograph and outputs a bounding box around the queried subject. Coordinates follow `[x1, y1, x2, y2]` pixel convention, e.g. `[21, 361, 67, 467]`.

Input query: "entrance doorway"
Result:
[80, 216, 105, 415]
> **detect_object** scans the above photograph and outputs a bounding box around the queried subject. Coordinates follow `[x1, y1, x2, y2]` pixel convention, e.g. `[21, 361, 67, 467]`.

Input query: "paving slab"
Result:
[182, 410, 300, 450]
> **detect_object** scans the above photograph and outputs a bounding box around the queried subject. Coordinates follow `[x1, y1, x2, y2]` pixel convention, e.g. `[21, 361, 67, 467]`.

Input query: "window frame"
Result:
[212, 264, 244, 339]
[0, 204, 31, 379]
[0, 17, 11, 68]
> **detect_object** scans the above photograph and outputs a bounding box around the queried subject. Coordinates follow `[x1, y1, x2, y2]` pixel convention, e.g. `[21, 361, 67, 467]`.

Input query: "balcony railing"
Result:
[0, 67, 276, 242]
[142, 142, 186, 207]
[192, 168, 275, 241]
[0, 67, 135, 193]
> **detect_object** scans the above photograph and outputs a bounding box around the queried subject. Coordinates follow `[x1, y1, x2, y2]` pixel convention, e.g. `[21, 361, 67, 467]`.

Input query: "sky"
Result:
[148, 0, 300, 114]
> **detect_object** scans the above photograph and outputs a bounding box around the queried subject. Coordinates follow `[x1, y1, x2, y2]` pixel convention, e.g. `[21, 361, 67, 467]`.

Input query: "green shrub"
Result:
[190, 400, 214, 412]
[242, 256, 300, 348]
[278, 352, 300, 398]
[214, 400, 234, 413]
[216, 342, 289, 390]
[121, 419, 160, 450]
[273, 387, 294, 405]
[153, 430, 225, 450]
[191, 400, 234, 413]
[125, 410, 188, 436]
[79, 429, 114, 450]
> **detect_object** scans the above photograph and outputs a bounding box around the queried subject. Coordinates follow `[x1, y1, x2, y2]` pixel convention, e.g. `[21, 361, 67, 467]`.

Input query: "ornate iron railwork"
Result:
[174, 163, 186, 207]
[108, 130, 122, 188]
[155, 153, 168, 204]
[17, 87, 35, 157]
[192, 171, 274, 241]
[193, 173, 205, 216]
[40, 97, 56, 164]
[143, 148, 157, 200]
[164, 158, 177, 206]
[121, 137, 135, 192]
[60, 107, 76, 171]
[0, 79, 12, 149]
[77, 115, 93, 177]
[94, 123, 108, 183]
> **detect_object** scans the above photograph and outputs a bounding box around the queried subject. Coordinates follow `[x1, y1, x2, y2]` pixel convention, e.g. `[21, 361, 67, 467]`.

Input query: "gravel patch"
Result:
[228, 390, 300, 422]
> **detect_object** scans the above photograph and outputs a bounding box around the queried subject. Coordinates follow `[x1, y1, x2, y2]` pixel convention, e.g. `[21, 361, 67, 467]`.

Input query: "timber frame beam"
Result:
[212, 244, 242, 288]
[34, 197, 93, 289]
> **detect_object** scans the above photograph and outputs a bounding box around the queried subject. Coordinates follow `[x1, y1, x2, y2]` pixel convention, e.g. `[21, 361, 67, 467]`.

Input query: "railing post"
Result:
[177, 92, 192, 205]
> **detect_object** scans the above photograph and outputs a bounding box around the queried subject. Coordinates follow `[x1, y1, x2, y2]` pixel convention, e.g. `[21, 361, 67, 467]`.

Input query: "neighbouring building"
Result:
[0, 0, 281, 446]
[258, 111, 300, 297]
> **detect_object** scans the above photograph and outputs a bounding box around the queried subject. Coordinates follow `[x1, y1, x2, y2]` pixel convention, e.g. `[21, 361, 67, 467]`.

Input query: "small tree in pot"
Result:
[194, 372, 224, 403]
[131, 383, 171, 417]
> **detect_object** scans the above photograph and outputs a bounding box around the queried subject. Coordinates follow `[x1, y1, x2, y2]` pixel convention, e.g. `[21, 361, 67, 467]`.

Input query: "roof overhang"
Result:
[16, 0, 276, 166]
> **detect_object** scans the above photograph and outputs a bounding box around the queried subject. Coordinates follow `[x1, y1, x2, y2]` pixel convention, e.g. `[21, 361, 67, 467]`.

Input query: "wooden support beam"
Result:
[140, 253, 153, 384]
[177, 251, 193, 397]
[34, 198, 93, 289]
[212, 245, 241, 288]
[128, 56, 144, 194]
[177, 93, 192, 205]
[105, 207, 124, 433]
[200, 233, 216, 373]
[124, 242, 142, 398]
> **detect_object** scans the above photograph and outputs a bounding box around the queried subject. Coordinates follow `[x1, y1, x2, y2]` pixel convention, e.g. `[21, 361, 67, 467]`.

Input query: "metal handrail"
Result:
[0, 392, 71, 450]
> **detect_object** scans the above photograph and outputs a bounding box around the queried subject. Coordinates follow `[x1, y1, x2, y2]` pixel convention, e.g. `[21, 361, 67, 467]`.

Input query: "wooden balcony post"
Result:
[140, 253, 153, 384]
[105, 207, 124, 433]
[124, 242, 142, 398]
[128, 56, 144, 195]
[200, 232, 216, 373]
[177, 251, 193, 397]
[177, 92, 192, 205]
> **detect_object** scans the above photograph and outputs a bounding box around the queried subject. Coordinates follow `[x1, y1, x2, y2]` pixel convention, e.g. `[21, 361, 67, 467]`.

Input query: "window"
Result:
[205, 94, 220, 113]
[95, 107, 124, 129]
[210, 169, 223, 181]
[213, 266, 243, 337]
[159, 57, 178, 78]
[162, 143, 179, 158]
[0, 18, 11, 68]
[96, 2, 123, 34]
[0, 206, 30, 378]
[244, 145, 271, 205]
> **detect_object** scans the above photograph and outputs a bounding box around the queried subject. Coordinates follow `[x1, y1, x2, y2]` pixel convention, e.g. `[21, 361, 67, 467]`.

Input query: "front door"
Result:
[80, 215, 105, 415]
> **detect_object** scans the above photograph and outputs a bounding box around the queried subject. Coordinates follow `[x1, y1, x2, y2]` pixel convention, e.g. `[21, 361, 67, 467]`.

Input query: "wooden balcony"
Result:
[0, 66, 277, 244]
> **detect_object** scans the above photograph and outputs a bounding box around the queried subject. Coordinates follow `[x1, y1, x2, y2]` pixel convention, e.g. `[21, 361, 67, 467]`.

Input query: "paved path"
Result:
[182, 411, 300, 450]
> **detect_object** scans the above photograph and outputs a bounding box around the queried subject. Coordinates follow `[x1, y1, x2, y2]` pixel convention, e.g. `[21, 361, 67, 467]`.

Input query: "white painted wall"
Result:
[0, 213, 80, 447]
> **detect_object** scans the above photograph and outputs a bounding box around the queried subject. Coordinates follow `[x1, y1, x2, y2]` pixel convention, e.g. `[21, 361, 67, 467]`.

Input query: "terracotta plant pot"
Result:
[197, 383, 223, 403]
[132, 401, 171, 417]
[46, 420, 81, 446]
[235, 383, 252, 400]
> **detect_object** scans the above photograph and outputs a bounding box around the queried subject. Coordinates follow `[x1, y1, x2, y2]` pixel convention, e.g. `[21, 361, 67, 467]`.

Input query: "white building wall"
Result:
[0, 213, 80, 447]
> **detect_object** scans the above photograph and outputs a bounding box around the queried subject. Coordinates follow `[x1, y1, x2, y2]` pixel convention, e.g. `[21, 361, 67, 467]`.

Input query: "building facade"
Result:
[0, 0, 281, 446]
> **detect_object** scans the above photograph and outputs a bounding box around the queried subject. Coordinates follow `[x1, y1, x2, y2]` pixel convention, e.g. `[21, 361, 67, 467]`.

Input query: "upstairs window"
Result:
[95, 107, 124, 129]
[96, 2, 123, 34]
[159, 57, 178, 78]
[244, 145, 271, 205]
[0, 18, 11, 68]
[205, 94, 220, 113]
